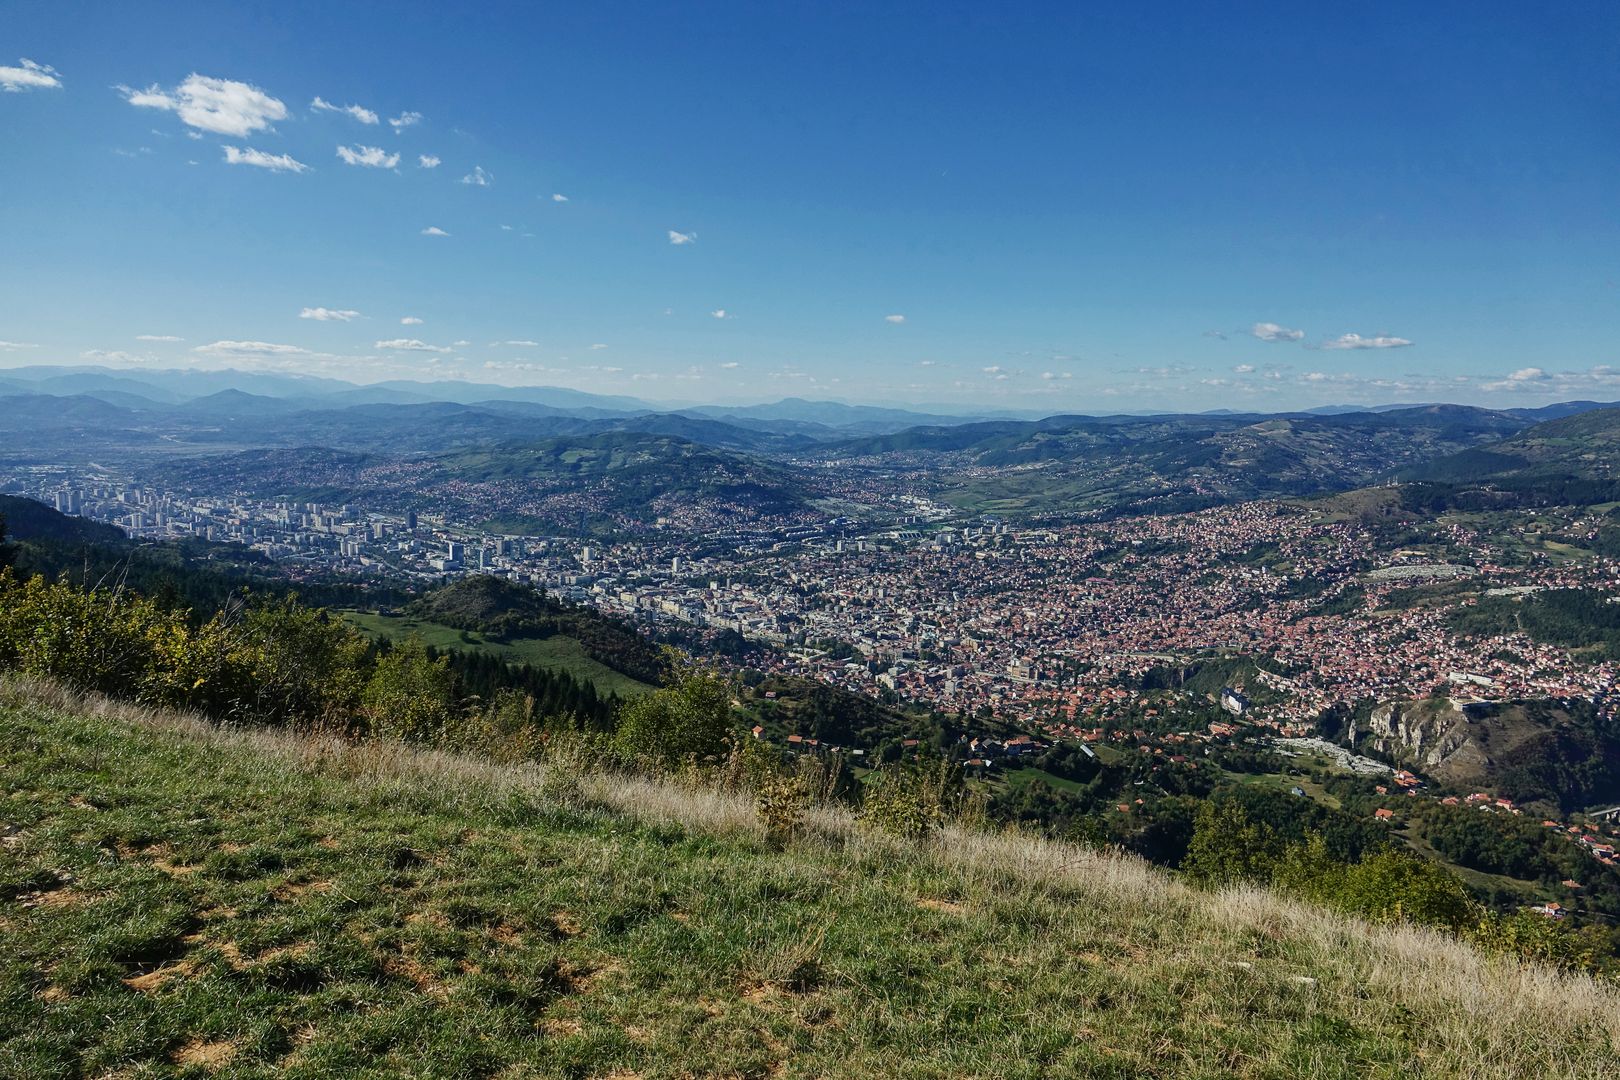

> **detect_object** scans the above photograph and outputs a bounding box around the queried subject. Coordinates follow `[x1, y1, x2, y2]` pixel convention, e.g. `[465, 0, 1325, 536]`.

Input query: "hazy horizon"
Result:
[4, 2, 1618, 411]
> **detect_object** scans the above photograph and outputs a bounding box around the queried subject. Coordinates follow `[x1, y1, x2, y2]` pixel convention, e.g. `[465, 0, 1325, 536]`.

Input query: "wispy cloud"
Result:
[421, 226, 450, 236]
[668, 229, 696, 245]
[1251, 321, 1305, 343]
[1318, 332, 1413, 350]
[460, 165, 491, 186]
[551, 193, 569, 202]
[719, 361, 740, 369]
[0, 58, 61, 92]
[222, 145, 308, 173]
[710, 309, 731, 319]
[0, 340, 38, 351]
[193, 340, 310, 359]
[375, 338, 451, 353]
[400, 316, 423, 325]
[123, 74, 287, 137]
[495, 339, 540, 347]
[418, 154, 440, 168]
[135, 334, 183, 342]
[1232, 363, 1256, 373]
[337, 144, 399, 168]
[388, 110, 422, 133]
[310, 96, 378, 124]
[884, 314, 906, 324]
[299, 307, 362, 322]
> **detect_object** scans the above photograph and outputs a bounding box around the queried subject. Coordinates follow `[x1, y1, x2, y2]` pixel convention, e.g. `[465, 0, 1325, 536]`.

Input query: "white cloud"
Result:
[123, 74, 287, 137]
[884, 314, 906, 324]
[388, 110, 422, 132]
[193, 340, 310, 359]
[1040, 371, 1073, 380]
[710, 309, 731, 320]
[337, 144, 399, 168]
[589, 343, 608, 350]
[1319, 332, 1414, 350]
[917, 359, 936, 367]
[982, 365, 1003, 374]
[668, 229, 696, 245]
[418, 154, 440, 168]
[497, 340, 540, 347]
[719, 361, 740, 369]
[0, 340, 38, 351]
[551, 193, 569, 202]
[421, 226, 450, 236]
[1233, 363, 1256, 374]
[310, 96, 378, 124]
[299, 307, 362, 322]
[221, 145, 308, 173]
[82, 349, 158, 365]
[375, 338, 451, 353]
[400, 316, 423, 325]
[0, 58, 61, 92]
[460, 165, 491, 186]
[135, 334, 183, 342]
[1251, 322, 1305, 343]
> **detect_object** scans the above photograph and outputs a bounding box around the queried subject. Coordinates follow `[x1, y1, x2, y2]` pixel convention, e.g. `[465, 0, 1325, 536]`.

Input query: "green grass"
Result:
[3, 682, 1620, 1078]
[341, 610, 652, 699]
[1000, 765, 1090, 794]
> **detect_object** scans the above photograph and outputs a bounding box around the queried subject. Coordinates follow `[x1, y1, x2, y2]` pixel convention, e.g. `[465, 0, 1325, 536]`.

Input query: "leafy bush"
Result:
[858, 759, 969, 842]
[363, 637, 456, 743]
[612, 669, 733, 766]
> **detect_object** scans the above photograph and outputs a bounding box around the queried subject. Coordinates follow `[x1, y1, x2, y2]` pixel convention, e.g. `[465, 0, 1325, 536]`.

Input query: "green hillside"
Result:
[1399, 407, 1620, 506]
[342, 609, 653, 699]
[4, 681, 1618, 1078]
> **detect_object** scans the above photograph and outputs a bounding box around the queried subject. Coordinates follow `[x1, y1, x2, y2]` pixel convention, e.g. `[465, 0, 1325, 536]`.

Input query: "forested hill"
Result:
[1397, 406, 1620, 507]
[0, 494, 126, 545]
[408, 576, 666, 686]
[0, 495, 403, 614]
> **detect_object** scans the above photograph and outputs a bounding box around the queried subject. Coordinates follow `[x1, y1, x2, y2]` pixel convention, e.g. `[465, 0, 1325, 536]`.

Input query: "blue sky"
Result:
[2, 1, 1618, 410]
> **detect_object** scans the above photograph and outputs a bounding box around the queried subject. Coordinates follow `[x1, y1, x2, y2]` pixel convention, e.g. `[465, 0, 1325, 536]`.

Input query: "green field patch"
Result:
[341, 610, 652, 698]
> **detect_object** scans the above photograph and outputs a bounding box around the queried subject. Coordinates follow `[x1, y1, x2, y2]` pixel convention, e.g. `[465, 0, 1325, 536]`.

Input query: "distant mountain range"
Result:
[11, 362, 1620, 530]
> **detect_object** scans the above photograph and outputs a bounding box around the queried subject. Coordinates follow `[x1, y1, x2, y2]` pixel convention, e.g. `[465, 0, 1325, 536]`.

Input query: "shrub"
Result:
[363, 637, 457, 744]
[612, 669, 733, 767]
[858, 759, 966, 842]
[1472, 909, 1601, 973]
[1182, 798, 1283, 885]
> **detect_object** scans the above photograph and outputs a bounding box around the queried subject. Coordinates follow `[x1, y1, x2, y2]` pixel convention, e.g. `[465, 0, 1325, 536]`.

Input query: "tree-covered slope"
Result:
[1398, 406, 1620, 506]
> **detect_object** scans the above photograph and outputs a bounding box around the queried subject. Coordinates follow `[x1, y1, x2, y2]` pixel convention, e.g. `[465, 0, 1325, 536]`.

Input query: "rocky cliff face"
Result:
[1367, 697, 1493, 778]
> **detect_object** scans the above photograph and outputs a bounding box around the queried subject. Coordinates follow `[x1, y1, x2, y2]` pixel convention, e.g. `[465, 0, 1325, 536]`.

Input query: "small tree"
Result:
[1182, 798, 1283, 886]
[364, 637, 456, 744]
[1336, 850, 1476, 932]
[613, 669, 733, 766]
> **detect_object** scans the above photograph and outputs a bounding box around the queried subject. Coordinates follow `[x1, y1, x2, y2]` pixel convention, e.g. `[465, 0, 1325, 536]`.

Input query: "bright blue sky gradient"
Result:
[2, 1, 1618, 409]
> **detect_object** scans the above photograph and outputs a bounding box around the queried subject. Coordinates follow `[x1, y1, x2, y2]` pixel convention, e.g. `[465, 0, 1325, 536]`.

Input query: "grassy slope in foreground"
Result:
[3, 684, 1619, 1079]
[340, 610, 653, 699]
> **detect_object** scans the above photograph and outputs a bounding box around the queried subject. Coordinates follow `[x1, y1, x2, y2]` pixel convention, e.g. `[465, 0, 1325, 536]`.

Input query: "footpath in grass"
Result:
[2, 693, 1617, 1078]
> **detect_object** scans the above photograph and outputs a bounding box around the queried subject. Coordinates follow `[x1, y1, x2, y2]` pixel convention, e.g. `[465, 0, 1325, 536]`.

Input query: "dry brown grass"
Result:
[8, 673, 1620, 1076]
